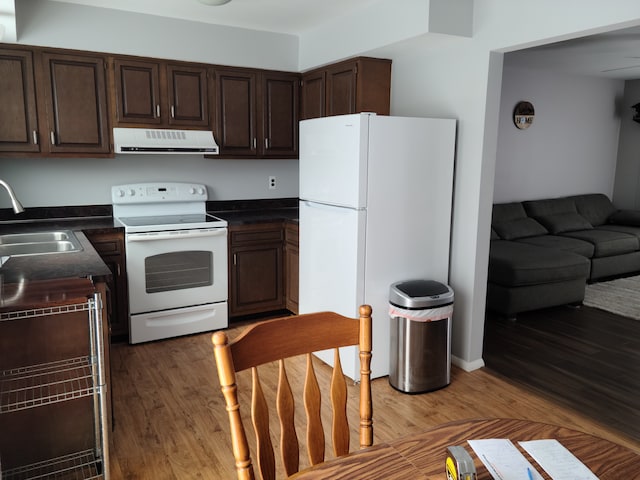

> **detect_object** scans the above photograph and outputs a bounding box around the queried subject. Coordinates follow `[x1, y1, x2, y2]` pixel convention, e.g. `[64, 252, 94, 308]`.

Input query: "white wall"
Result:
[494, 65, 624, 204]
[0, 157, 299, 208]
[613, 79, 640, 209]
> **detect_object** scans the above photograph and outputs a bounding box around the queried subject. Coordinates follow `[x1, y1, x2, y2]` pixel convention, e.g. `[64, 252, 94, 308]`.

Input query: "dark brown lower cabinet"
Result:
[85, 230, 129, 342]
[284, 223, 299, 314]
[228, 223, 285, 317]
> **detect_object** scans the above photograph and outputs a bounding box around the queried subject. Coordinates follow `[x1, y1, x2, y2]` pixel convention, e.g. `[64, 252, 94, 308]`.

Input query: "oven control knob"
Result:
[128, 189, 136, 196]
[116, 189, 125, 197]
[189, 187, 197, 195]
[198, 187, 205, 195]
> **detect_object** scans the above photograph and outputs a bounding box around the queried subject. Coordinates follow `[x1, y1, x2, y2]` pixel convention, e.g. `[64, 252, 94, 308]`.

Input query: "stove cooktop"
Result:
[115, 213, 227, 232]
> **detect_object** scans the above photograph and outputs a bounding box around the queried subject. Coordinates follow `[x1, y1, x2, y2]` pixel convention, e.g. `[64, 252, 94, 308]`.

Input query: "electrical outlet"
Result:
[269, 176, 277, 190]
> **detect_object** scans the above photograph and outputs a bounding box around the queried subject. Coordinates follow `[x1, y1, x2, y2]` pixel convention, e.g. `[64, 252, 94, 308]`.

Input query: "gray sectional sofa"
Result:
[487, 193, 640, 317]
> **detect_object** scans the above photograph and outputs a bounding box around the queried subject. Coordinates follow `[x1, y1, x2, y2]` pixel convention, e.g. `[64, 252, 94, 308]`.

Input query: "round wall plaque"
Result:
[513, 101, 534, 130]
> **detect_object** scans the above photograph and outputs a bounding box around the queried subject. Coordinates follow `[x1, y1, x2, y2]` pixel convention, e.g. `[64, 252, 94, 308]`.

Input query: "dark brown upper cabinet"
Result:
[111, 57, 210, 129]
[214, 67, 298, 158]
[300, 69, 326, 121]
[215, 68, 257, 156]
[39, 51, 111, 155]
[166, 63, 210, 127]
[261, 71, 299, 158]
[0, 46, 110, 156]
[301, 57, 391, 120]
[0, 47, 40, 153]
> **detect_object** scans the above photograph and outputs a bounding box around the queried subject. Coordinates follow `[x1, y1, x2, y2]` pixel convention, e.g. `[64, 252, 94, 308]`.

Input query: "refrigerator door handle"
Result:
[301, 199, 365, 211]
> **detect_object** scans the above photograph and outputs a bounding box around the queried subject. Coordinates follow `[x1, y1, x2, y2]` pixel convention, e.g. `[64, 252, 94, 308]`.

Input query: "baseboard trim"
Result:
[452, 355, 485, 372]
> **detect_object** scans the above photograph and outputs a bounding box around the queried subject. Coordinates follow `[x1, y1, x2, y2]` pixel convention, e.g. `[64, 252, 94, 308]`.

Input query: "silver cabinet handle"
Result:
[32, 130, 38, 145]
[253, 137, 257, 149]
[50, 131, 56, 145]
[171, 105, 175, 118]
[265, 138, 269, 149]
[233, 253, 237, 265]
[156, 105, 160, 118]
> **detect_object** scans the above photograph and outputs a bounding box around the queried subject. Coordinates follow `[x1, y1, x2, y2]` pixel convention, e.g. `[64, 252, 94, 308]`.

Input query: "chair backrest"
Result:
[212, 305, 373, 480]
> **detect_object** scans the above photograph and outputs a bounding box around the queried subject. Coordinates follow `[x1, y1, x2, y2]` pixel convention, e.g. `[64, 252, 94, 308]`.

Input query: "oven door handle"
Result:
[126, 229, 227, 242]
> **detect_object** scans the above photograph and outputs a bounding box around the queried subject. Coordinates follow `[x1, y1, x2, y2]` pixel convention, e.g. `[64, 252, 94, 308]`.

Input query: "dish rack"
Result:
[0, 293, 109, 480]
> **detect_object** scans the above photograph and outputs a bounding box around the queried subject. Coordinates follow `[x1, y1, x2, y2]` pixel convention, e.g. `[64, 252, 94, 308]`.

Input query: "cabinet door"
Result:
[230, 243, 284, 315]
[326, 62, 357, 117]
[0, 48, 40, 153]
[284, 223, 299, 314]
[228, 224, 284, 316]
[215, 68, 258, 156]
[113, 58, 162, 125]
[85, 230, 129, 342]
[261, 72, 298, 158]
[39, 52, 110, 154]
[300, 69, 325, 120]
[167, 63, 210, 127]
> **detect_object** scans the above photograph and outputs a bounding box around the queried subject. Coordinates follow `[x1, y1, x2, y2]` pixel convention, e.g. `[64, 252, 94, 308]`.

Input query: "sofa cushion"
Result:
[492, 202, 528, 223]
[488, 240, 590, 287]
[524, 197, 577, 217]
[535, 212, 593, 234]
[516, 234, 595, 258]
[493, 217, 548, 240]
[609, 209, 640, 226]
[596, 224, 640, 241]
[492, 202, 548, 240]
[523, 197, 593, 233]
[562, 229, 639, 257]
[571, 193, 617, 226]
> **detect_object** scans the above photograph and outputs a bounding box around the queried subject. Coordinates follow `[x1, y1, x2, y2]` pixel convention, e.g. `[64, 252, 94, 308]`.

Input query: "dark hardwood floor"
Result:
[483, 304, 640, 442]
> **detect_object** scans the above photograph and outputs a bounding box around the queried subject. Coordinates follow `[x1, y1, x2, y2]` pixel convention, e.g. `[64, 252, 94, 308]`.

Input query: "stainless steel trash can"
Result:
[389, 279, 454, 393]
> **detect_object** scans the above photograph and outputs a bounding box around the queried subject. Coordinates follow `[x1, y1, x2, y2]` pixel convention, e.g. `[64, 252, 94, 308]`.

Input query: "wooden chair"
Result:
[212, 305, 373, 480]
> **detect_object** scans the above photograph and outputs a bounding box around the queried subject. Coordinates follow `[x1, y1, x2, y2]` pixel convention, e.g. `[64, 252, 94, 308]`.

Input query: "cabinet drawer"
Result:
[90, 239, 122, 255]
[85, 231, 123, 255]
[230, 224, 283, 245]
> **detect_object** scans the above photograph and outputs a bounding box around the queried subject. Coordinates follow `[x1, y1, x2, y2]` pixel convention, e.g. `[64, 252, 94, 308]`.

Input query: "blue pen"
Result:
[527, 467, 534, 480]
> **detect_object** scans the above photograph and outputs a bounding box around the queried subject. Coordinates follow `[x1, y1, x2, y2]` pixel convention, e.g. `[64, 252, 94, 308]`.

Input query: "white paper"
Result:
[468, 439, 542, 480]
[519, 439, 599, 480]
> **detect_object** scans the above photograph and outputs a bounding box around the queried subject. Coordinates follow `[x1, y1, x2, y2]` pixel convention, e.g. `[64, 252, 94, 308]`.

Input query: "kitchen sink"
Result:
[0, 230, 83, 257]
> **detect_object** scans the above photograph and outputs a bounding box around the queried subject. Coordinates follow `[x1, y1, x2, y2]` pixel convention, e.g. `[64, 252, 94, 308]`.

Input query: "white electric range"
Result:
[112, 182, 228, 344]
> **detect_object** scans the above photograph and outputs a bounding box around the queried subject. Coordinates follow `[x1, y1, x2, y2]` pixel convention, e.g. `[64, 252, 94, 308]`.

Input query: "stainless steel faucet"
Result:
[0, 179, 25, 214]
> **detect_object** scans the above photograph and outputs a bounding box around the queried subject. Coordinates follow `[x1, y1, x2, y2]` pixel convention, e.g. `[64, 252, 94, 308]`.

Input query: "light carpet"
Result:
[583, 275, 640, 320]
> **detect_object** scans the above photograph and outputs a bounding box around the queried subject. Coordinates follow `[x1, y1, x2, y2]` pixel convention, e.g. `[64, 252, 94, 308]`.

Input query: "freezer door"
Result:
[299, 114, 369, 209]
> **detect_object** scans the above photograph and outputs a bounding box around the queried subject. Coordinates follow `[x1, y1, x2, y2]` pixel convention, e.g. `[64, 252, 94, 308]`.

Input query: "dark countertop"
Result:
[211, 207, 298, 226]
[207, 198, 298, 226]
[0, 215, 117, 306]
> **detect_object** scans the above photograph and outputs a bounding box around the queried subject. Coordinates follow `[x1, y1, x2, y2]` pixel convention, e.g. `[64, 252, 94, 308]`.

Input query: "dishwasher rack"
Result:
[0, 293, 109, 480]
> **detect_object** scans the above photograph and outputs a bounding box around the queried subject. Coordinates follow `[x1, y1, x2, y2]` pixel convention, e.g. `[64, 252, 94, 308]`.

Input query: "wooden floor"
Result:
[483, 304, 640, 442]
[108, 318, 640, 479]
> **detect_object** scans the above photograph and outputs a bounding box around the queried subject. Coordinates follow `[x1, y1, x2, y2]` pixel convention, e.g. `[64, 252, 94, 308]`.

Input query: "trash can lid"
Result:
[389, 279, 454, 309]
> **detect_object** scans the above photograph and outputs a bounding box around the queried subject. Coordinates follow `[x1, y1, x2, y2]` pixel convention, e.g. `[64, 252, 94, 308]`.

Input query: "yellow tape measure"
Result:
[446, 446, 477, 480]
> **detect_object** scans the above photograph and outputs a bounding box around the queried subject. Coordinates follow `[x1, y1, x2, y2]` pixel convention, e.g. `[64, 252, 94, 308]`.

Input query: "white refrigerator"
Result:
[299, 113, 456, 380]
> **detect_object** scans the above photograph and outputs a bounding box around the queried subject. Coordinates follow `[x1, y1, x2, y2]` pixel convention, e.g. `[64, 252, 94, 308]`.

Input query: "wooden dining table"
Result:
[289, 418, 640, 479]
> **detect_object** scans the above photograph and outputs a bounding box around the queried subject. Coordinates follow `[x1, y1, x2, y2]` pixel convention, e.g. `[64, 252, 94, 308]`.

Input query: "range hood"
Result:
[113, 128, 219, 155]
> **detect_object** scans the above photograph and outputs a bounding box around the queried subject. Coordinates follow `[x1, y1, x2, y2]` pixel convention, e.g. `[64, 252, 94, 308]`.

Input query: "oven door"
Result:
[125, 227, 228, 315]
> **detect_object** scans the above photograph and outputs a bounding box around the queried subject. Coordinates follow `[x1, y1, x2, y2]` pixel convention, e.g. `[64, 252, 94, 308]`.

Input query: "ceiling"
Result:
[505, 25, 640, 81]
[47, 0, 380, 35]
